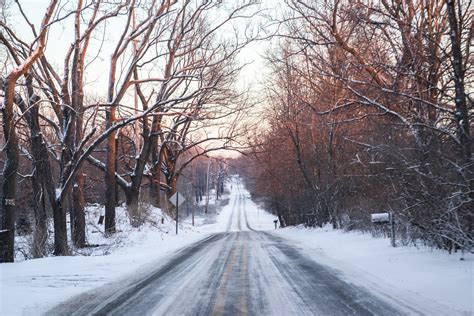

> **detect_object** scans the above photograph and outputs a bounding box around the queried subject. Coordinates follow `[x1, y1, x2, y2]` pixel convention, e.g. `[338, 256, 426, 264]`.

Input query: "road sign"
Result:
[169, 191, 185, 207]
[170, 191, 185, 235]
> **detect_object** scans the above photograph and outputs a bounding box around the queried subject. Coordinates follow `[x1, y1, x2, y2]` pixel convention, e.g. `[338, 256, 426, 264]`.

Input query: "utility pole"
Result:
[216, 175, 219, 200]
[216, 161, 222, 200]
[205, 161, 210, 213]
[191, 159, 195, 226]
[176, 192, 179, 235]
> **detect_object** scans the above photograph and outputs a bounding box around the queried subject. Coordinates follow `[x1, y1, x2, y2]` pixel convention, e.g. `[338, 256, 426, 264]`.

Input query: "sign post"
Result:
[170, 191, 185, 235]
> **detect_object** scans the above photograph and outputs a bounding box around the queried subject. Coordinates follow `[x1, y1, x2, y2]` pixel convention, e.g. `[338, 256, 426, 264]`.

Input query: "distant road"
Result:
[49, 190, 408, 315]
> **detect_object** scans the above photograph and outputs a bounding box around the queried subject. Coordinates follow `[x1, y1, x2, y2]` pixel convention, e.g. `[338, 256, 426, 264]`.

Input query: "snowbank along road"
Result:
[49, 183, 425, 316]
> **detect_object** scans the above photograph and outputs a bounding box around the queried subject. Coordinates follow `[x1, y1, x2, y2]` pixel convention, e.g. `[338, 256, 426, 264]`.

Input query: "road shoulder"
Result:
[270, 225, 472, 315]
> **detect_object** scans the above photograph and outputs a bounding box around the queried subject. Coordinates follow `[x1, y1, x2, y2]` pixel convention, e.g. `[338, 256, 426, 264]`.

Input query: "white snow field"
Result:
[0, 176, 472, 315]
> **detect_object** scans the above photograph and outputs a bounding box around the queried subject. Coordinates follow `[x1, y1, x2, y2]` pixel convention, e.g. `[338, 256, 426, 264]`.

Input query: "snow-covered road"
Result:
[48, 187, 414, 316]
[2, 179, 468, 315]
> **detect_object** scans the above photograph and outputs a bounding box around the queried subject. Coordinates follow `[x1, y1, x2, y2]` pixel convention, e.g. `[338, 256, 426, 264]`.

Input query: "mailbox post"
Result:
[371, 212, 396, 247]
[390, 212, 396, 247]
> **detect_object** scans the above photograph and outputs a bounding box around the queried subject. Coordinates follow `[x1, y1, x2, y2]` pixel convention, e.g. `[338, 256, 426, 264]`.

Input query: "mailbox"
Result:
[371, 212, 390, 223]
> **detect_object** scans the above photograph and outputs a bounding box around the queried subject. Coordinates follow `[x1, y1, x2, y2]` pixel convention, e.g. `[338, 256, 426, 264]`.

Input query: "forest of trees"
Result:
[239, 0, 472, 253]
[1, 0, 472, 263]
[0, 0, 257, 262]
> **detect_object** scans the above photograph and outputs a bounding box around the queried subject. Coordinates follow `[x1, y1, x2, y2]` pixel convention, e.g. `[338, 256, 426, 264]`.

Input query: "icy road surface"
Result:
[49, 187, 416, 316]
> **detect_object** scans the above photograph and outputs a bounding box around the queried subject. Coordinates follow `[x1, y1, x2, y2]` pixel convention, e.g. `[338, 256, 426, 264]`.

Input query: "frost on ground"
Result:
[271, 225, 473, 315]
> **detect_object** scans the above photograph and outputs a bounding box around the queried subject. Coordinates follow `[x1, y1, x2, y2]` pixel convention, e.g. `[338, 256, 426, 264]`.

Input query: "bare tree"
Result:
[242, 0, 472, 251]
[0, 0, 58, 262]
[86, 0, 259, 224]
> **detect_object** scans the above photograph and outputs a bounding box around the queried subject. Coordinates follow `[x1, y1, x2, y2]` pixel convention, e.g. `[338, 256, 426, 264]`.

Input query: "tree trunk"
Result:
[126, 117, 158, 217]
[31, 174, 47, 258]
[125, 189, 140, 227]
[149, 172, 160, 207]
[149, 140, 163, 207]
[58, 138, 73, 256]
[69, 5, 87, 247]
[24, 90, 65, 255]
[72, 172, 86, 247]
[105, 107, 117, 235]
[0, 0, 57, 264]
[52, 201, 68, 255]
[30, 102, 67, 255]
[446, 0, 471, 161]
[0, 76, 19, 263]
[445, 0, 473, 204]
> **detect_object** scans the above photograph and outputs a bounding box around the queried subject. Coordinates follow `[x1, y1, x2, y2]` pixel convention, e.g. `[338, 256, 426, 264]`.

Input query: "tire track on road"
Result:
[226, 192, 239, 232]
[262, 232, 404, 316]
[239, 237, 249, 315]
[49, 233, 229, 315]
[212, 233, 241, 316]
[49, 181, 413, 316]
[237, 192, 242, 231]
[243, 193, 256, 232]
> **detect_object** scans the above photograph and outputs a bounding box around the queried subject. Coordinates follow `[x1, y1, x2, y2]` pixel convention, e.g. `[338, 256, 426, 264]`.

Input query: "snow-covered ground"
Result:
[272, 225, 473, 315]
[0, 177, 276, 315]
[0, 196, 232, 315]
[225, 183, 473, 314]
[227, 183, 473, 315]
[241, 179, 473, 314]
[1, 176, 472, 315]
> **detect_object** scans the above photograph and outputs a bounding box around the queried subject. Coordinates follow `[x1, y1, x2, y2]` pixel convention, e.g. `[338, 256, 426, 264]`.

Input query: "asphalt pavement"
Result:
[49, 191, 409, 316]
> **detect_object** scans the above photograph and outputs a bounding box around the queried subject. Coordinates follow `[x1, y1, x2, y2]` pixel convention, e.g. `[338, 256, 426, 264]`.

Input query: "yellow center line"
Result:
[212, 236, 240, 316]
[239, 239, 249, 315]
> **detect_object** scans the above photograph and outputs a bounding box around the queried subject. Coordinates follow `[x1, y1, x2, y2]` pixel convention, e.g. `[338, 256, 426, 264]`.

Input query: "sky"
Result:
[5, 0, 276, 94]
[3, 0, 282, 157]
